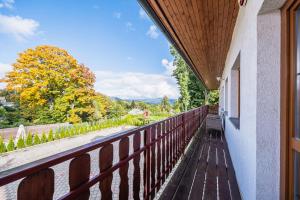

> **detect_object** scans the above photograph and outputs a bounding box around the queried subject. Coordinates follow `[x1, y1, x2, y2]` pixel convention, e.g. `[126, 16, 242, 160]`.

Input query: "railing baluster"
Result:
[150, 125, 156, 199]
[144, 127, 151, 200]
[173, 117, 176, 165]
[173, 118, 176, 166]
[133, 131, 141, 200]
[161, 121, 166, 184]
[166, 119, 170, 177]
[17, 168, 54, 200]
[99, 144, 113, 200]
[156, 123, 161, 191]
[69, 154, 91, 200]
[176, 117, 179, 158]
[119, 137, 129, 200]
[170, 118, 173, 168]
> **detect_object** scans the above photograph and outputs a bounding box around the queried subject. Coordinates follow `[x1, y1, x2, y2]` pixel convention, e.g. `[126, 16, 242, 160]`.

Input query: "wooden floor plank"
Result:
[172, 133, 205, 200]
[224, 142, 241, 200]
[216, 136, 231, 200]
[158, 123, 206, 200]
[189, 142, 209, 200]
[203, 131, 217, 199]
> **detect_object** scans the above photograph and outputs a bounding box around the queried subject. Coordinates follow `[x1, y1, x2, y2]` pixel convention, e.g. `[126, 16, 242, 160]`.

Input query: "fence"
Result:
[0, 106, 208, 200]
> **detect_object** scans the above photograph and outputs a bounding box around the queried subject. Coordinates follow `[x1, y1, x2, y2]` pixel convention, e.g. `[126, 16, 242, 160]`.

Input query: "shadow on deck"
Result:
[159, 114, 241, 200]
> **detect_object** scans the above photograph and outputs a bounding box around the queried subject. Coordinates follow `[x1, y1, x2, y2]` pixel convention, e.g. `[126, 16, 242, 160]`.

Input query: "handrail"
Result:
[0, 105, 209, 200]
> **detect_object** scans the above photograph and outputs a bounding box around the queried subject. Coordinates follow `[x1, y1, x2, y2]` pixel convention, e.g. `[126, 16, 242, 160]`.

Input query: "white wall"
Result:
[218, 0, 284, 199]
[256, 10, 281, 200]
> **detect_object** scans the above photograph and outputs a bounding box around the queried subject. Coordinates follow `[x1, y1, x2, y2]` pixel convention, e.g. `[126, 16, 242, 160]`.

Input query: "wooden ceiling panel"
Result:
[141, 0, 239, 89]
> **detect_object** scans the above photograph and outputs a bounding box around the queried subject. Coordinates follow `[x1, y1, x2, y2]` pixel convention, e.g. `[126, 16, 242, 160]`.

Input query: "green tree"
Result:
[207, 90, 219, 105]
[25, 132, 33, 146]
[107, 101, 126, 119]
[7, 136, 15, 151]
[170, 46, 207, 110]
[130, 100, 136, 109]
[48, 130, 54, 141]
[136, 101, 149, 110]
[171, 46, 190, 111]
[55, 131, 61, 140]
[160, 96, 171, 112]
[173, 100, 181, 113]
[33, 134, 41, 145]
[17, 137, 25, 149]
[41, 132, 47, 143]
[92, 93, 112, 120]
[0, 136, 7, 153]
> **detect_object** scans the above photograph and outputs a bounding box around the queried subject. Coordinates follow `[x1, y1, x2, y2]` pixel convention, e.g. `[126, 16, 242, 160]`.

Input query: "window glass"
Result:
[295, 9, 300, 139]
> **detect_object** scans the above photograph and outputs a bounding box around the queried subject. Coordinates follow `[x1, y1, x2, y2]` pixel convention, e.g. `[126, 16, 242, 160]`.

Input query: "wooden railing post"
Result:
[119, 137, 129, 200]
[161, 121, 166, 184]
[99, 144, 113, 200]
[17, 168, 54, 200]
[150, 125, 156, 199]
[182, 113, 186, 150]
[144, 127, 151, 200]
[166, 119, 170, 176]
[69, 154, 91, 200]
[133, 132, 141, 200]
[156, 123, 161, 191]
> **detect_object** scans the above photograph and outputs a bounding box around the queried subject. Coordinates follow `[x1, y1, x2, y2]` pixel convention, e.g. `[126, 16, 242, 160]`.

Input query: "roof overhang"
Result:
[139, 0, 239, 90]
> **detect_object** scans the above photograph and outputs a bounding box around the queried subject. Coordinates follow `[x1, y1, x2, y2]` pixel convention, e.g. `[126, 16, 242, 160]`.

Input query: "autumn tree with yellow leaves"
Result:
[1, 45, 97, 124]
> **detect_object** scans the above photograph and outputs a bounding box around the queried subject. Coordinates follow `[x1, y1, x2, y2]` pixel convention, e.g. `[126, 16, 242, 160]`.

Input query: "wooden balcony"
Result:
[159, 114, 241, 200]
[0, 106, 240, 200]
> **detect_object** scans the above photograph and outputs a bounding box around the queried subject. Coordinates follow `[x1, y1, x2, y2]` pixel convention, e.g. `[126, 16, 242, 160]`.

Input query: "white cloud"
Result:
[125, 22, 135, 31]
[0, 14, 39, 41]
[0, 0, 14, 9]
[139, 8, 149, 20]
[0, 63, 11, 89]
[94, 70, 179, 99]
[162, 58, 175, 75]
[113, 12, 121, 19]
[146, 25, 159, 39]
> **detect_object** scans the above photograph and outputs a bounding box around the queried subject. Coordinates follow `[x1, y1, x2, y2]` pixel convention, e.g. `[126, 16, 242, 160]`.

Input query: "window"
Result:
[225, 78, 229, 113]
[282, 2, 300, 198]
[228, 54, 240, 129]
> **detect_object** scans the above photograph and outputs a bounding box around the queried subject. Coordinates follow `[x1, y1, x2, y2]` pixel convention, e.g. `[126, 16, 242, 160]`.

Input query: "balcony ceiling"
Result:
[140, 0, 239, 89]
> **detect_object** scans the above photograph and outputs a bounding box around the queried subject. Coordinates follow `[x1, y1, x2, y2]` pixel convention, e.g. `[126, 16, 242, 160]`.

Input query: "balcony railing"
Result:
[0, 106, 208, 200]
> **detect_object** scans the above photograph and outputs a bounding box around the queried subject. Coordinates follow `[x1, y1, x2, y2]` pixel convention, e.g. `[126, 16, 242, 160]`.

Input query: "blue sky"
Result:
[0, 0, 179, 99]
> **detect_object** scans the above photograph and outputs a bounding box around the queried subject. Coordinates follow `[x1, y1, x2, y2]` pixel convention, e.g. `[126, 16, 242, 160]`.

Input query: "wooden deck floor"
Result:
[159, 115, 241, 200]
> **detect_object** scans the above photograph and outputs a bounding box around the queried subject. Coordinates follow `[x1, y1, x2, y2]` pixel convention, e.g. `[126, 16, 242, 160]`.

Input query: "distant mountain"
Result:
[111, 97, 176, 105]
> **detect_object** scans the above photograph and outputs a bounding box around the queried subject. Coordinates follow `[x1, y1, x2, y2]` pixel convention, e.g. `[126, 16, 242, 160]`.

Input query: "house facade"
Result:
[1, 1, 300, 199]
[139, 0, 297, 199]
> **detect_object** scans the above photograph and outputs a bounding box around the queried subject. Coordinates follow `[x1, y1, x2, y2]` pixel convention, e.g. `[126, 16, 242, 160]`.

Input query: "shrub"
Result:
[70, 129, 74, 136]
[25, 132, 33, 146]
[17, 137, 25, 149]
[55, 131, 60, 140]
[65, 129, 70, 137]
[60, 130, 65, 138]
[0, 136, 7, 153]
[7, 136, 15, 151]
[41, 132, 47, 143]
[34, 134, 41, 145]
[48, 130, 54, 141]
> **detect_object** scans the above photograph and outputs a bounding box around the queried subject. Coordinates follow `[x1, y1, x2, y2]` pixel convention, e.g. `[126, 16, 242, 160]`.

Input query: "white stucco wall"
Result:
[256, 10, 281, 200]
[218, 0, 284, 199]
